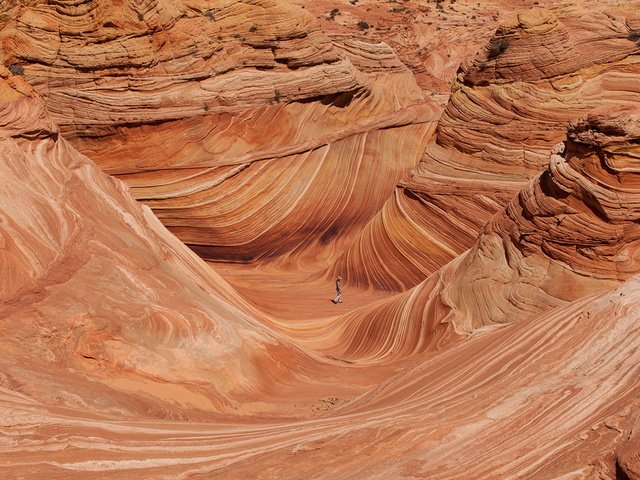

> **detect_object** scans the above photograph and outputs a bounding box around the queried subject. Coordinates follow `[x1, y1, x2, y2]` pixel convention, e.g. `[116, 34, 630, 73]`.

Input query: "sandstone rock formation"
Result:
[0, 0, 440, 270]
[4, 274, 640, 479]
[335, 5, 640, 292]
[2, 0, 640, 479]
[307, 108, 640, 365]
[0, 64, 344, 420]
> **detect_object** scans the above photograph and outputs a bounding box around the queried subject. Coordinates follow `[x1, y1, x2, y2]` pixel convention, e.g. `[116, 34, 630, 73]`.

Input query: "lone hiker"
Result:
[332, 276, 343, 304]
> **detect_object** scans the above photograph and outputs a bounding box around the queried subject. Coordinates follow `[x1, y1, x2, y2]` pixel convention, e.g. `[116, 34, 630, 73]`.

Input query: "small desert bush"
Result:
[8, 65, 24, 76]
[487, 38, 508, 59]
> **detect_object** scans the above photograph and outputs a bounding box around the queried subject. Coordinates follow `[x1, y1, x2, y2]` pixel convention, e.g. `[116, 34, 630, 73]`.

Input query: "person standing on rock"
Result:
[332, 276, 343, 304]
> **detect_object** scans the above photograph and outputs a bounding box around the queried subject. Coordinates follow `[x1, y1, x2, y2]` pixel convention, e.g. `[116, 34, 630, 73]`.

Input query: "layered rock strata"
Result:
[0, 65, 337, 419]
[335, 7, 640, 291]
[320, 108, 640, 363]
[2, 2, 640, 479]
[0, 0, 438, 268]
[3, 276, 640, 479]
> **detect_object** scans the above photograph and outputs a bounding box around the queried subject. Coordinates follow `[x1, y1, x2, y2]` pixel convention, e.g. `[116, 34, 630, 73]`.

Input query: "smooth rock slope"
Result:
[0, 64, 336, 420]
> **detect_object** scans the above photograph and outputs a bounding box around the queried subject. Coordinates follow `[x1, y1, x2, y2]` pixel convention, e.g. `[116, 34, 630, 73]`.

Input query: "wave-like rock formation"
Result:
[2, 0, 353, 133]
[335, 6, 640, 292]
[443, 107, 640, 331]
[3, 277, 640, 478]
[0, 0, 440, 270]
[3, 1, 640, 479]
[307, 108, 640, 364]
[0, 65, 347, 420]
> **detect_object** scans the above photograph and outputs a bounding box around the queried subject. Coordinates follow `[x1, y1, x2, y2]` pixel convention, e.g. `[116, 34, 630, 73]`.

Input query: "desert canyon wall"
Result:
[2, 0, 640, 479]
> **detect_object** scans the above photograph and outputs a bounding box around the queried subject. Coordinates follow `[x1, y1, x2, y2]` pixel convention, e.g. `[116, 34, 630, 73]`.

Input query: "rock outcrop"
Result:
[4, 274, 640, 479]
[616, 435, 640, 480]
[0, 64, 332, 419]
[0, 0, 439, 268]
[2, 1, 640, 479]
[334, 6, 640, 292]
[1, 0, 355, 134]
[318, 107, 640, 365]
[443, 107, 640, 331]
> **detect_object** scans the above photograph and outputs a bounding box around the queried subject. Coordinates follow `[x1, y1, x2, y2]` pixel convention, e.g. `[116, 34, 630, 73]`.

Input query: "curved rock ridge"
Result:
[432, 7, 640, 179]
[332, 278, 640, 480]
[465, 8, 576, 85]
[143, 121, 435, 265]
[0, 65, 343, 419]
[310, 263, 461, 364]
[89, 88, 435, 267]
[441, 107, 640, 333]
[337, 6, 640, 293]
[0, 0, 444, 269]
[148, 119, 437, 289]
[327, 188, 463, 292]
[1, 0, 355, 134]
[330, 177, 514, 292]
[316, 107, 640, 364]
[4, 276, 640, 479]
[331, 36, 408, 73]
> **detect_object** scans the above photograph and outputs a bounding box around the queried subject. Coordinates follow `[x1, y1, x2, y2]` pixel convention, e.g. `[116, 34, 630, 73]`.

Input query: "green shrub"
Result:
[487, 38, 508, 59]
[8, 65, 24, 76]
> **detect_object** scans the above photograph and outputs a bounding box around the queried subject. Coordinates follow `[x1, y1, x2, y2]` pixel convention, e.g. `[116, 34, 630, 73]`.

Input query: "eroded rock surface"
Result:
[0, 0, 440, 270]
[337, 5, 640, 292]
[0, 65, 347, 420]
[2, 1, 640, 479]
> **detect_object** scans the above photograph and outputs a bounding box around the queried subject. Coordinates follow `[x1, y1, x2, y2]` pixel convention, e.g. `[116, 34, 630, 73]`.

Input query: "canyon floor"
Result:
[2, 0, 640, 478]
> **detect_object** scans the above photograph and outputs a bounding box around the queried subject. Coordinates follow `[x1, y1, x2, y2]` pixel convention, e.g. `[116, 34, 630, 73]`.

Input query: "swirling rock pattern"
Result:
[2, 1, 640, 479]
[0, 65, 347, 420]
[0, 0, 441, 272]
[442, 108, 640, 333]
[3, 278, 640, 479]
[305, 109, 640, 364]
[338, 5, 640, 292]
[1, 0, 351, 132]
